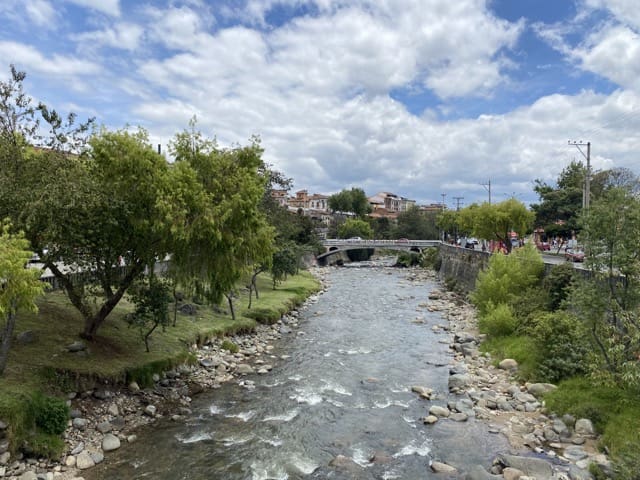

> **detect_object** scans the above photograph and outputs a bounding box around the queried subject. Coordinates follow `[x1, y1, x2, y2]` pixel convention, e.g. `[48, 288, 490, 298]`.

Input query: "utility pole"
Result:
[568, 141, 591, 210]
[480, 180, 491, 204]
[440, 193, 447, 209]
[453, 196, 464, 211]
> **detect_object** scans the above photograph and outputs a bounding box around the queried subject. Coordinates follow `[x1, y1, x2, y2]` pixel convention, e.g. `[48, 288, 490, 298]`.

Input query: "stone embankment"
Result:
[0, 283, 327, 480]
[406, 268, 611, 480]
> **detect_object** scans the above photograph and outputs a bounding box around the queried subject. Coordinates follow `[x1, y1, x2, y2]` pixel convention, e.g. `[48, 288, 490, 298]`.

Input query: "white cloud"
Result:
[66, 0, 121, 17]
[0, 41, 102, 77]
[71, 22, 144, 51]
[24, 0, 57, 27]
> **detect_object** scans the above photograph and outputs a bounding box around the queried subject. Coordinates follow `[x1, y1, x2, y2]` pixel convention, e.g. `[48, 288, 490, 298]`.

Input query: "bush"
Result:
[478, 303, 517, 337]
[396, 252, 421, 267]
[471, 244, 544, 317]
[509, 287, 549, 332]
[543, 263, 577, 310]
[530, 311, 589, 382]
[221, 339, 239, 353]
[420, 248, 440, 270]
[30, 392, 69, 435]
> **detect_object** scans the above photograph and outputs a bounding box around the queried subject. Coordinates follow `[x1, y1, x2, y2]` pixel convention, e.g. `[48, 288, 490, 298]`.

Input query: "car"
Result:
[396, 238, 409, 243]
[565, 248, 585, 262]
[347, 236, 362, 241]
[464, 238, 479, 249]
[536, 242, 551, 251]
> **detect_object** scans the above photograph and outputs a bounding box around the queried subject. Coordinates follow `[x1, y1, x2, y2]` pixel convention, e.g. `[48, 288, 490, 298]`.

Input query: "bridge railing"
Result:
[322, 239, 441, 247]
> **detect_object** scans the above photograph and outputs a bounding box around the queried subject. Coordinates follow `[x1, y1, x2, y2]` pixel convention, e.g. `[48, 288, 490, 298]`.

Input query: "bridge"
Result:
[318, 238, 441, 264]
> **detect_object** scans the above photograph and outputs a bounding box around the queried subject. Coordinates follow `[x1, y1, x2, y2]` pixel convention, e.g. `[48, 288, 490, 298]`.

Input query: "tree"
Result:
[126, 276, 172, 352]
[395, 205, 439, 239]
[271, 243, 299, 289]
[328, 188, 372, 217]
[0, 222, 45, 375]
[169, 125, 274, 318]
[458, 199, 534, 253]
[337, 218, 373, 239]
[436, 209, 458, 242]
[572, 187, 640, 387]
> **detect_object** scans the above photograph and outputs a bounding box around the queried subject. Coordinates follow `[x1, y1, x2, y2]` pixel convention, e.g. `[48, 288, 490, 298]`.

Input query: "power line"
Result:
[480, 180, 491, 204]
[453, 196, 464, 210]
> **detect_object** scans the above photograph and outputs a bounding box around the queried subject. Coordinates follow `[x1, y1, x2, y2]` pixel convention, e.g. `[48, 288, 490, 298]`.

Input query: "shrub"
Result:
[396, 252, 421, 267]
[543, 263, 577, 311]
[530, 311, 589, 382]
[420, 248, 440, 270]
[509, 287, 549, 333]
[478, 303, 517, 337]
[30, 392, 69, 435]
[221, 339, 239, 354]
[471, 244, 544, 317]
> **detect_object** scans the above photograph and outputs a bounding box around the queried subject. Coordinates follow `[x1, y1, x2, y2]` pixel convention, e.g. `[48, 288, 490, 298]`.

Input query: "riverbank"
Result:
[406, 267, 611, 479]
[0, 271, 324, 480]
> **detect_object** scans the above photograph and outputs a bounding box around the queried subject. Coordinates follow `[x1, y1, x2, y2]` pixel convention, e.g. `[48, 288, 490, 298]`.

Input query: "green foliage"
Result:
[471, 244, 544, 317]
[271, 243, 301, 288]
[478, 303, 517, 337]
[395, 206, 439, 239]
[480, 335, 539, 380]
[529, 311, 589, 382]
[243, 307, 280, 324]
[420, 247, 440, 270]
[509, 287, 549, 331]
[542, 262, 577, 310]
[337, 218, 373, 239]
[126, 277, 172, 352]
[30, 391, 69, 435]
[328, 188, 372, 217]
[396, 252, 421, 267]
[221, 339, 239, 353]
[23, 431, 65, 459]
[458, 199, 534, 252]
[0, 221, 46, 375]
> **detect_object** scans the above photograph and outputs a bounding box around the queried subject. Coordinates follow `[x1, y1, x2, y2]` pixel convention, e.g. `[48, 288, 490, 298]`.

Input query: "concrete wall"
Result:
[437, 244, 490, 293]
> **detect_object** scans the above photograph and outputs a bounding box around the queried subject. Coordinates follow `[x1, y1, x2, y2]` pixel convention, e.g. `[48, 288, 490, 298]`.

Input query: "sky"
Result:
[2, 0, 640, 208]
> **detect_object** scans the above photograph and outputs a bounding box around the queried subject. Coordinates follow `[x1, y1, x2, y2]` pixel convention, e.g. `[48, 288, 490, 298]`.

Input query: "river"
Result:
[87, 262, 509, 479]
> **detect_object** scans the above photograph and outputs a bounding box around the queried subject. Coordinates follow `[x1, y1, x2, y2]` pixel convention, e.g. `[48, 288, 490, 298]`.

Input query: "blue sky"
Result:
[2, 0, 640, 207]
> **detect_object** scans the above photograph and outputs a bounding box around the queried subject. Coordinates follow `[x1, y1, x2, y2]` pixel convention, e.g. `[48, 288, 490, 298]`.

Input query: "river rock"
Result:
[19, 471, 37, 480]
[97, 421, 112, 433]
[526, 382, 557, 397]
[101, 433, 121, 452]
[498, 359, 518, 371]
[563, 446, 588, 462]
[431, 461, 457, 473]
[496, 454, 554, 480]
[236, 364, 255, 374]
[422, 415, 438, 424]
[66, 341, 86, 352]
[448, 373, 470, 391]
[411, 386, 433, 399]
[429, 405, 450, 417]
[574, 418, 594, 436]
[329, 454, 362, 474]
[72, 418, 88, 431]
[465, 464, 502, 480]
[70, 442, 84, 455]
[0, 439, 9, 454]
[76, 451, 95, 470]
[0, 451, 10, 464]
[128, 381, 140, 392]
[144, 405, 157, 417]
[502, 467, 525, 480]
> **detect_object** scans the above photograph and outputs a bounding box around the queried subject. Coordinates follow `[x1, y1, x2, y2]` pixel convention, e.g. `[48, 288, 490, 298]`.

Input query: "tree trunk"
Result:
[226, 292, 235, 321]
[0, 301, 17, 376]
[80, 263, 146, 340]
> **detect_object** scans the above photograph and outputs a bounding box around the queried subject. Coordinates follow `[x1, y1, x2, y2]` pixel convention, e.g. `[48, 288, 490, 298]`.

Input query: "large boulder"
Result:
[496, 454, 554, 480]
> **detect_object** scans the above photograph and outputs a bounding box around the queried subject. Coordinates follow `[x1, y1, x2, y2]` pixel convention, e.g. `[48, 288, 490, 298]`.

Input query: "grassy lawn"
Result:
[0, 271, 320, 456]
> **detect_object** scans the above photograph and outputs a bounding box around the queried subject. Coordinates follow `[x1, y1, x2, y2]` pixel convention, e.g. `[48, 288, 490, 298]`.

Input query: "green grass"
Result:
[543, 377, 640, 478]
[480, 334, 540, 381]
[0, 270, 320, 457]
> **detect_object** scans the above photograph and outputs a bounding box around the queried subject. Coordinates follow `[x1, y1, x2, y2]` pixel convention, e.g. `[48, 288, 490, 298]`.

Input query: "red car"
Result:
[565, 248, 585, 262]
[536, 242, 550, 251]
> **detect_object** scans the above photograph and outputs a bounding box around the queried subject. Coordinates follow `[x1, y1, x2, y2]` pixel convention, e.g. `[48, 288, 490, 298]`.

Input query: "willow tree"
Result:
[458, 199, 534, 253]
[169, 125, 274, 319]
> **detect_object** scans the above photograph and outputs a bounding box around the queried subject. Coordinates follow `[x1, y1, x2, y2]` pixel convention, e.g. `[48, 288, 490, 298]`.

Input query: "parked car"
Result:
[536, 241, 551, 251]
[465, 238, 479, 249]
[396, 238, 409, 243]
[565, 248, 585, 262]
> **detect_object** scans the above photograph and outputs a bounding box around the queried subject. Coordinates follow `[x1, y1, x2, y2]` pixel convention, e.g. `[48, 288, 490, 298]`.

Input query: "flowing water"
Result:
[87, 263, 509, 479]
